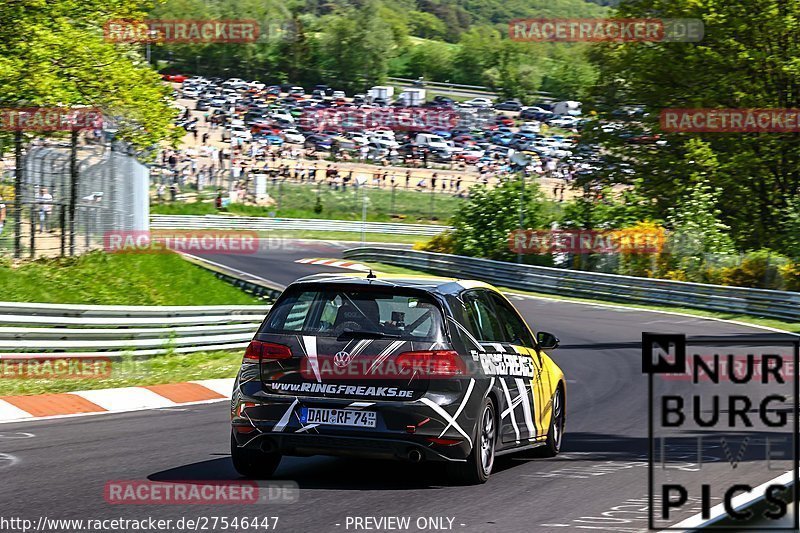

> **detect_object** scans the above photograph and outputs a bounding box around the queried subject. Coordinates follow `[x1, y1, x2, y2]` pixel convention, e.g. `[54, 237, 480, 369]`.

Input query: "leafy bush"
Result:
[415, 231, 456, 254]
[450, 179, 545, 260]
[712, 250, 790, 290]
[779, 262, 800, 292]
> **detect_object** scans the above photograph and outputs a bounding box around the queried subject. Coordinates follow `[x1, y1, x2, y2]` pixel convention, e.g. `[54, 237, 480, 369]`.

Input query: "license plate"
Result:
[299, 407, 376, 428]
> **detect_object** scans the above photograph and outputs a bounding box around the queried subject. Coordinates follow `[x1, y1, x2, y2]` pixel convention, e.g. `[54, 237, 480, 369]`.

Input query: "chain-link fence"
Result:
[0, 139, 149, 258]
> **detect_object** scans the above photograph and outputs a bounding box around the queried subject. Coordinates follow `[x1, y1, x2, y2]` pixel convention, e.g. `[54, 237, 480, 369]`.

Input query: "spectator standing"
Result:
[38, 187, 53, 233]
[0, 195, 5, 235]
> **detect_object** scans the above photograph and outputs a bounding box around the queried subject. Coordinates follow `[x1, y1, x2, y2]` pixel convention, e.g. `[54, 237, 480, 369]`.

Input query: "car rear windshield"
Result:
[261, 286, 445, 341]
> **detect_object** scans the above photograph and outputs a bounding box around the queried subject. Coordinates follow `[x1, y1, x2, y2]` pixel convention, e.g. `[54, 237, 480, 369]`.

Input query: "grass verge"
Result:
[253, 230, 424, 244]
[0, 350, 242, 396]
[0, 251, 261, 305]
[151, 183, 464, 224]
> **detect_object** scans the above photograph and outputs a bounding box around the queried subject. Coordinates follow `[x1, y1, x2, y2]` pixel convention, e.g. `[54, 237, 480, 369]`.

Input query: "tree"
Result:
[404, 42, 455, 81]
[590, 0, 800, 253]
[664, 179, 736, 280]
[540, 45, 598, 100]
[451, 27, 502, 85]
[407, 11, 448, 40]
[0, 0, 179, 151]
[318, 1, 395, 91]
[451, 178, 545, 260]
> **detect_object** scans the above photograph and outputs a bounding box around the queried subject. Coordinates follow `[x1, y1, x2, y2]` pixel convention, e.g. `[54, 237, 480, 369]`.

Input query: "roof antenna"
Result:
[366, 269, 377, 279]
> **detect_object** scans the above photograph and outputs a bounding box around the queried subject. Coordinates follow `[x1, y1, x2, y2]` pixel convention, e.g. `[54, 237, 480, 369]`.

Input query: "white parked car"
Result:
[345, 132, 370, 145]
[368, 129, 396, 142]
[228, 125, 252, 142]
[518, 122, 541, 134]
[282, 129, 305, 144]
[181, 87, 200, 99]
[460, 146, 485, 158]
[223, 78, 248, 89]
[414, 133, 455, 154]
[549, 116, 581, 128]
[271, 110, 295, 123]
[464, 97, 494, 108]
[249, 80, 265, 90]
[369, 136, 400, 149]
[332, 90, 346, 99]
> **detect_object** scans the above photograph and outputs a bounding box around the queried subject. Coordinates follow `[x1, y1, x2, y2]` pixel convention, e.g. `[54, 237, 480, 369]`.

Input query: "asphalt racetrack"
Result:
[0, 240, 793, 533]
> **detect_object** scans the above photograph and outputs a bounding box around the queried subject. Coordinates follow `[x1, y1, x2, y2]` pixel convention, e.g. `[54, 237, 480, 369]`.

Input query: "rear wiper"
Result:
[337, 330, 401, 340]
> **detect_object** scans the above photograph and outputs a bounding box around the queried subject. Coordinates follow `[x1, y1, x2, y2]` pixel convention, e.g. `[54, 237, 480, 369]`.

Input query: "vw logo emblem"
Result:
[333, 351, 353, 368]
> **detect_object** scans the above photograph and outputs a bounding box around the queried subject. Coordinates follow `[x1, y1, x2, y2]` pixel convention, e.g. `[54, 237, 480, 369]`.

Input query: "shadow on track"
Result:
[149, 455, 461, 490]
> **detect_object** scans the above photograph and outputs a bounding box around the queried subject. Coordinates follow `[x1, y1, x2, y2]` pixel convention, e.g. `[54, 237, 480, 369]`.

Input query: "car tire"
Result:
[536, 385, 565, 458]
[230, 432, 282, 479]
[447, 396, 496, 485]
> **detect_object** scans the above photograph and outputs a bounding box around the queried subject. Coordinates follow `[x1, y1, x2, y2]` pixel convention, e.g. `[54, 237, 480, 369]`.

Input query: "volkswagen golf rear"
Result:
[231, 273, 565, 484]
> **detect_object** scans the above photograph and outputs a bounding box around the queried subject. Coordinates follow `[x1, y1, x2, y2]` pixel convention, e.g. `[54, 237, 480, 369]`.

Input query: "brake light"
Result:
[395, 350, 466, 377]
[243, 341, 292, 363]
[427, 437, 462, 446]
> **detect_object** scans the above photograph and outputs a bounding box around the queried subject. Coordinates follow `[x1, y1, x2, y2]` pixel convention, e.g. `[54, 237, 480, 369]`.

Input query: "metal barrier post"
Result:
[85, 206, 90, 250]
[69, 130, 78, 256]
[13, 131, 22, 259]
[59, 204, 66, 257]
[29, 203, 36, 258]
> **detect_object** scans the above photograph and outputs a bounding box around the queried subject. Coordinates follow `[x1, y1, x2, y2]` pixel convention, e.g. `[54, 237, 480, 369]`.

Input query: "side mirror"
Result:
[537, 331, 560, 350]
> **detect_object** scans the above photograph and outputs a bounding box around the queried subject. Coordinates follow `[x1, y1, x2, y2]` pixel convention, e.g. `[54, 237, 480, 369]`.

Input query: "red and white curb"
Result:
[0, 378, 234, 424]
[295, 258, 371, 272]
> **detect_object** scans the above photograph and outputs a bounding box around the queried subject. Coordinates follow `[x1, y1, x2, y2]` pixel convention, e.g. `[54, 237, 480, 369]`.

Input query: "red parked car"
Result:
[161, 74, 187, 83]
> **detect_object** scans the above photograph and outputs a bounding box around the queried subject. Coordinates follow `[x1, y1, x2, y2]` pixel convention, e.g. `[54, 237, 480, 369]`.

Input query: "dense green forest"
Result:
[149, 0, 606, 99]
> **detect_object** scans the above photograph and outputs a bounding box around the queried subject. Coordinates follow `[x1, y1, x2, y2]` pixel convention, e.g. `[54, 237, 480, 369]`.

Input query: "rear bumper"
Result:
[232, 431, 465, 463]
[230, 391, 477, 463]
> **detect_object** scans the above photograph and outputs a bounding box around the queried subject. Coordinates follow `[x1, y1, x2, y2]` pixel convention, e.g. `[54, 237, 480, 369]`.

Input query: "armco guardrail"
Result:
[150, 215, 450, 237]
[342, 247, 800, 322]
[0, 303, 270, 358]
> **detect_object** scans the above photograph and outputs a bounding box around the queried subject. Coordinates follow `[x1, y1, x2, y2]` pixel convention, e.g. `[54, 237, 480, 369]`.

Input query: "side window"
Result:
[488, 293, 535, 348]
[462, 291, 505, 342]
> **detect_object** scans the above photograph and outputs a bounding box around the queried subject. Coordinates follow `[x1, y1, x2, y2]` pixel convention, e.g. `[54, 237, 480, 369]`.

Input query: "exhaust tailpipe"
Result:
[408, 449, 423, 463]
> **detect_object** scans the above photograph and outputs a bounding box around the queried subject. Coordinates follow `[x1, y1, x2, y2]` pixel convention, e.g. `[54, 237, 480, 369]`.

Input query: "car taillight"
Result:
[395, 350, 466, 377]
[242, 341, 292, 364]
[427, 437, 462, 446]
